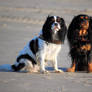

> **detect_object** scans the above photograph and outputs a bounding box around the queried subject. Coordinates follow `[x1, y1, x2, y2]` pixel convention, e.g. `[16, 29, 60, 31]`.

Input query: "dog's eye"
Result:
[85, 16, 88, 20]
[57, 19, 61, 23]
[52, 18, 55, 22]
[80, 16, 84, 19]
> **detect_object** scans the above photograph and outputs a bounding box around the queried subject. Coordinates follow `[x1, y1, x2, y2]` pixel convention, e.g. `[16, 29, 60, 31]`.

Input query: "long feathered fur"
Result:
[67, 14, 92, 71]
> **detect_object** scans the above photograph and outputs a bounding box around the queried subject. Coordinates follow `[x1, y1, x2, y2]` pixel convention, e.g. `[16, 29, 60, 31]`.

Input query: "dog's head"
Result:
[77, 14, 89, 30]
[42, 16, 67, 44]
[67, 14, 91, 43]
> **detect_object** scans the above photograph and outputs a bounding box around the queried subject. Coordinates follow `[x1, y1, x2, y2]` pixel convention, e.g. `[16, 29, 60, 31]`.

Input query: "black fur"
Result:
[17, 54, 37, 65]
[12, 54, 37, 71]
[12, 63, 25, 71]
[67, 14, 92, 71]
[58, 18, 67, 43]
[29, 39, 39, 54]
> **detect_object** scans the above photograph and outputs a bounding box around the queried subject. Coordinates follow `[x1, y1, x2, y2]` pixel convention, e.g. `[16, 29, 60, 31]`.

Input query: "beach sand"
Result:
[0, 0, 92, 92]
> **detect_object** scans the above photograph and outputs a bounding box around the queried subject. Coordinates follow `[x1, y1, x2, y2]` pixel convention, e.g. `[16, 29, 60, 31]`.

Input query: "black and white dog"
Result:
[1, 16, 67, 73]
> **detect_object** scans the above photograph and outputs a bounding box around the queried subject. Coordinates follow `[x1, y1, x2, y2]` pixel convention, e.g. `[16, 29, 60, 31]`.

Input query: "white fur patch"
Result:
[51, 16, 61, 33]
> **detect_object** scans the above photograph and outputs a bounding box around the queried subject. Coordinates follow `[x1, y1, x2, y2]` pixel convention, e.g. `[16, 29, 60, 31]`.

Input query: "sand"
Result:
[0, 0, 92, 92]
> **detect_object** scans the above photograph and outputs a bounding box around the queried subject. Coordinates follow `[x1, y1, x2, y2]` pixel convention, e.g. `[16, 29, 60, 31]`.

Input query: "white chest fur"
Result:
[37, 38, 61, 62]
[45, 43, 61, 61]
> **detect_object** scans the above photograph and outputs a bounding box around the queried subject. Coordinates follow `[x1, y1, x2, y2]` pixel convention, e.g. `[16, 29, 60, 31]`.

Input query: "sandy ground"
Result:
[0, 0, 92, 92]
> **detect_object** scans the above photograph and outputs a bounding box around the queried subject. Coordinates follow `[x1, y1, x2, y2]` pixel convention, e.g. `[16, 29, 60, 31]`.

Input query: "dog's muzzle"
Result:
[51, 23, 61, 33]
[80, 20, 89, 29]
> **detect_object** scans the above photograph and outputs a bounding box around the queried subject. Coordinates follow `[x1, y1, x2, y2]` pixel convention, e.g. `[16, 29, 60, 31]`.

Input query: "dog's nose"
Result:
[84, 20, 87, 24]
[54, 23, 58, 26]
[81, 20, 88, 25]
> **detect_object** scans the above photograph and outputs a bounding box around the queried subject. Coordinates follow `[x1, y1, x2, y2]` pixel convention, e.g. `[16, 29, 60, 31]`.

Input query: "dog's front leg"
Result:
[40, 57, 49, 74]
[53, 56, 63, 73]
[40, 57, 45, 73]
[37, 53, 48, 74]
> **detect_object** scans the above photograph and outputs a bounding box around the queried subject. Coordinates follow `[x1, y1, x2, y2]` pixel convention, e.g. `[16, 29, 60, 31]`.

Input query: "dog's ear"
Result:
[60, 17, 67, 26]
[89, 16, 92, 29]
[90, 16, 92, 19]
[60, 17, 64, 23]
[45, 15, 51, 23]
[88, 16, 92, 43]
[43, 15, 50, 25]
[68, 15, 78, 30]
[67, 15, 78, 44]
[42, 16, 52, 42]
[58, 18, 67, 43]
[90, 16, 92, 24]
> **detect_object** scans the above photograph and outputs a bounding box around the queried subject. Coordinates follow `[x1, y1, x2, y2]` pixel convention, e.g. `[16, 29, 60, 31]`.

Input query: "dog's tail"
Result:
[0, 64, 13, 72]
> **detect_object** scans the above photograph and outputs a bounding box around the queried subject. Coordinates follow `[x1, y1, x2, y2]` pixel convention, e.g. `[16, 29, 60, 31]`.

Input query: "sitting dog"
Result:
[11, 16, 67, 73]
[67, 14, 92, 72]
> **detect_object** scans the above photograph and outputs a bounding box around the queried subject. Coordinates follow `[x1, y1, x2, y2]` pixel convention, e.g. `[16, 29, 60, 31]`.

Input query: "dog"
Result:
[10, 16, 67, 73]
[67, 14, 92, 72]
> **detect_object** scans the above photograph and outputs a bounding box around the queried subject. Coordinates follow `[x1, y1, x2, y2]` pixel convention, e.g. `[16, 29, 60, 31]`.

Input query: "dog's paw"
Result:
[40, 70, 49, 74]
[66, 68, 75, 72]
[54, 69, 64, 73]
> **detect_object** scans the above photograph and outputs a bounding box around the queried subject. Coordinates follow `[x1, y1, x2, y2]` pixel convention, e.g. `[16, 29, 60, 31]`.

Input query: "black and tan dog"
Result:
[67, 14, 92, 72]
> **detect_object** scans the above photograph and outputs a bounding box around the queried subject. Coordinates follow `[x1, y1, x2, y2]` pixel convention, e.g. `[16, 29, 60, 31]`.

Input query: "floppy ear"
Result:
[67, 16, 78, 44]
[68, 16, 78, 30]
[42, 17, 52, 42]
[89, 16, 92, 29]
[88, 16, 92, 43]
[58, 18, 67, 43]
[43, 15, 51, 25]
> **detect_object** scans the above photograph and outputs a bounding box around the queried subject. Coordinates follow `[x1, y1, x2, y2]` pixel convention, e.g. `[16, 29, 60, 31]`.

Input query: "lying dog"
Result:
[67, 14, 92, 72]
[10, 16, 67, 73]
